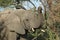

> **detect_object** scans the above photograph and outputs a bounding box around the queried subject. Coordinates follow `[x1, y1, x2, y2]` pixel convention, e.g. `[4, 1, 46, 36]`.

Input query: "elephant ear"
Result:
[3, 13, 25, 34]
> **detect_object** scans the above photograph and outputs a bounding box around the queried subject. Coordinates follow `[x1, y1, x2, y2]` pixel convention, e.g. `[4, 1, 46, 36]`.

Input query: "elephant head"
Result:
[23, 7, 44, 31]
[14, 6, 44, 32]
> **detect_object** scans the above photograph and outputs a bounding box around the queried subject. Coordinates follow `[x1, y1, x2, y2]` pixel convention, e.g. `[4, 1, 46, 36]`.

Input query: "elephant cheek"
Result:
[29, 18, 41, 28]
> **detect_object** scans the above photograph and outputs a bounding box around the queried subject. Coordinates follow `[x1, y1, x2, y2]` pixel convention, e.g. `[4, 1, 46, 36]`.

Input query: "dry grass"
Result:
[47, 2, 60, 33]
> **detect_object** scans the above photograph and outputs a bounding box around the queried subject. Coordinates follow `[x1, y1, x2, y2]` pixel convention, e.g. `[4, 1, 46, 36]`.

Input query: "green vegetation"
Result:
[0, 0, 13, 7]
[0, 0, 60, 40]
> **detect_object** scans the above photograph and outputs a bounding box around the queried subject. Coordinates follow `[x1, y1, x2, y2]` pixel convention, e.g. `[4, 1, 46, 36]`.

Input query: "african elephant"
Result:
[0, 7, 44, 40]
[14, 7, 44, 30]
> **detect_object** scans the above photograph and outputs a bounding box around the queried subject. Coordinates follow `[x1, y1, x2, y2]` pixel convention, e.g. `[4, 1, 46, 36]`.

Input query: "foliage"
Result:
[0, 0, 35, 9]
[0, 0, 13, 7]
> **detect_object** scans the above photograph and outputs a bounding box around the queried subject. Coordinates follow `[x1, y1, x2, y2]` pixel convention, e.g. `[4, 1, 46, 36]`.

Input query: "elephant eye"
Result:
[26, 19, 29, 21]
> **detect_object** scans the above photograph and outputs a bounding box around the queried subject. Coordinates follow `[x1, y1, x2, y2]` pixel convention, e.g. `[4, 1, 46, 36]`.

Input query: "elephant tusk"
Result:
[41, 29, 45, 32]
[32, 28, 35, 32]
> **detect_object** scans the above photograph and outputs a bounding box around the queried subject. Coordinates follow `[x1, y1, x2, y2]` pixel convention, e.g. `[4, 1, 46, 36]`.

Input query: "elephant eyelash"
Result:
[26, 19, 29, 21]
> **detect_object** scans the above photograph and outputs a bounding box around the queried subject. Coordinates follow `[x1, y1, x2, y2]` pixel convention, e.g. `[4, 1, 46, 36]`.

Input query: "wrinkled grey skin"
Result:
[0, 7, 44, 40]
[14, 8, 44, 30]
[0, 12, 25, 40]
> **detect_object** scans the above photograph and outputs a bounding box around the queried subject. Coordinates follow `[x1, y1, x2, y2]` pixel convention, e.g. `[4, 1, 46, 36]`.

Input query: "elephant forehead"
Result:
[22, 11, 35, 20]
[4, 13, 25, 34]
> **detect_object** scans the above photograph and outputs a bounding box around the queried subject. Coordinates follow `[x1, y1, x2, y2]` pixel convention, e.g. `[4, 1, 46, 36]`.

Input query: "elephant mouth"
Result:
[23, 19, 35, 33]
